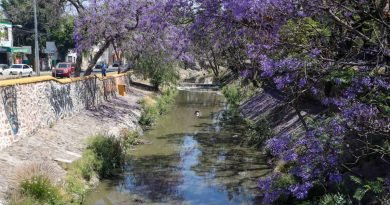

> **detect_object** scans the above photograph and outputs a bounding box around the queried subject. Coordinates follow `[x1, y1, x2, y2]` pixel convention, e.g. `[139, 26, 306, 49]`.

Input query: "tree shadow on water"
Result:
[117, 153, 185, 203]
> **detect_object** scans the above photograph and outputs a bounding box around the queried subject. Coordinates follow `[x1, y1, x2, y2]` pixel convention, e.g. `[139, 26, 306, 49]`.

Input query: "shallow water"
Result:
[84, 90, 271, 205]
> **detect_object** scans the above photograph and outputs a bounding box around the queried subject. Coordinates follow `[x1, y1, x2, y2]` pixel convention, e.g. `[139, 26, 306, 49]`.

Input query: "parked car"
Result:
[118, 63, 132, 73]
[52, 62, 76, 78]
[7, 64, 33, 77]
[94, 64, 103, 69]
[0, 64, 8, 75]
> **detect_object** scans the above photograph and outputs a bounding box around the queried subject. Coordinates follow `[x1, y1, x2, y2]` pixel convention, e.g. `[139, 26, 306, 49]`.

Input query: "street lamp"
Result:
[33, 0, 40, 76]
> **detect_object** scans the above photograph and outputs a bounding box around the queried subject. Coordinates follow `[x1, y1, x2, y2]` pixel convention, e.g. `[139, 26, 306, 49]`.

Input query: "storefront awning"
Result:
[0, 46, 32, 54]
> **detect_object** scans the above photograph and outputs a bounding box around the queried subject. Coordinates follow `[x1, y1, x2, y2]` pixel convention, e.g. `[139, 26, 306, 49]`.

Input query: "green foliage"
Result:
[19, 176, 63, 205]
[319, 193, 348, 205]
[222, 84, 242, 107]
[134, 53, 179, 89]
[63, 172, 86, 204]
[243, 118, 273, 147]
[139, 89, 178, 126]
[86, 135, 124, 178]
[50, 16, 75, 59]
[139, 105, 159, 126]
[8, 133, 136, 205]
[222, 80, 258, 108]
[279, 17, 331, 52]
[8, 195, 41, 205]
[71, 150, 100, 181]
[120, 129, 141, 151]
[350, 176, 386, 201]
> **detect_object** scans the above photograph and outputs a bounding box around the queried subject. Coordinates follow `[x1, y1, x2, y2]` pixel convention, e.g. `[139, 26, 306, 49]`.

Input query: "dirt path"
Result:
[0, 86, 150, 204]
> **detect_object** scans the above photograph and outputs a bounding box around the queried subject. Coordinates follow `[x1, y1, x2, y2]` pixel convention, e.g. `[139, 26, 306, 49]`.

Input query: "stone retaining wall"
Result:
[0, 73, 132, 150]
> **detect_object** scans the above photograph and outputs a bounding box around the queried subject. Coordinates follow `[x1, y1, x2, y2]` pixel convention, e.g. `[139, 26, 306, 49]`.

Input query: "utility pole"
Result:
[33, 0, 40, 76]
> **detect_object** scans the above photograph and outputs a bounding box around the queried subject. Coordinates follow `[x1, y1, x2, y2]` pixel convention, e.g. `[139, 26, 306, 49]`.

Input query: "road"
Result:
[0, 68, 118, 80]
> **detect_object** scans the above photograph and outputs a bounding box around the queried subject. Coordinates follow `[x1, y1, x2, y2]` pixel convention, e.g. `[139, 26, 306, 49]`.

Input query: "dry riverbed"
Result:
[0, 86, 151, 204]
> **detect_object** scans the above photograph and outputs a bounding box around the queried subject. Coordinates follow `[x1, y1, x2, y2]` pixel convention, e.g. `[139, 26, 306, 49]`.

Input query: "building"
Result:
[0, 20, 31, 65]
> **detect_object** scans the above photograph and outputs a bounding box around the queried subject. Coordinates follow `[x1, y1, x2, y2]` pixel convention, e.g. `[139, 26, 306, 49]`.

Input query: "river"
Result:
[84, 89, 271, 205]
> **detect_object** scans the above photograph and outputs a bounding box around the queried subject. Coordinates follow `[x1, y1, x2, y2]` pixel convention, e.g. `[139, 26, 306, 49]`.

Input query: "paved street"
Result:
[0, 68, 118, 80]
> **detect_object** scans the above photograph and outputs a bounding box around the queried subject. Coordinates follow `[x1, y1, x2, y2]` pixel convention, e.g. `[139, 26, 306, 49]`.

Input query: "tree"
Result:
[159, 0, 390, 203]
[74, 0, 189, 76]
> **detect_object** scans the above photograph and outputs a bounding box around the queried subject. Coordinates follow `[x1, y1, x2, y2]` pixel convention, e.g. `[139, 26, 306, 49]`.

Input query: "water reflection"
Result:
[84, 90, 271, 205]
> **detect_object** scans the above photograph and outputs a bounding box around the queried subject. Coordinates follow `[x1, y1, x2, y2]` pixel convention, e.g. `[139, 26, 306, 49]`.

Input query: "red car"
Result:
[52, 62, 76, 78]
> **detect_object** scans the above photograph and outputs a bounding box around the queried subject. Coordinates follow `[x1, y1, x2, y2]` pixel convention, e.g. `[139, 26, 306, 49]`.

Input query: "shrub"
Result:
[222, 84, 242, 107]
[10, 162, 59, 190]
[8, 194, 40, 205]
[243, 118, 273, 147]
[86, 135, 124, 178]
[119, 129, 141, 151]
[71, 150, 100, 181]
[133, 52, 179, 89]
[139, 105, 159, 126]
[319, 193, 348, 205]
[19, 175, 63, 204]
[222, 80, 258, 108]
[63, 170, 88, 204]
[139, 89, 177, 126]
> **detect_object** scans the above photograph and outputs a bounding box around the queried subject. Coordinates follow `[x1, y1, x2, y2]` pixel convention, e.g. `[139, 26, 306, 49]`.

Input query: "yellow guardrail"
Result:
[0, 71, 131, 87]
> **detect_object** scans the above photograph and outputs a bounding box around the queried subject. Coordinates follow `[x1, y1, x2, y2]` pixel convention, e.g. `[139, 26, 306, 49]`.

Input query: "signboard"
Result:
[11, 46, 31, 54]
[45, 41, 57, 54]
[0, 46, 32, 53]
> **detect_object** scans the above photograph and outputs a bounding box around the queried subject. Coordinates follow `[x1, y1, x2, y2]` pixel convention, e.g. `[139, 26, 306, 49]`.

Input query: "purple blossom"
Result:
[266, 134, 292, 156]
[329, 172, 343, 183]
[239, 69, 252, 78]
[344, 11, 353, 17]
[310, 48, 322, 57]
[335, 78, 342, 85]
[283, 149, 298, 161]
[274, 74, 294, 90]
[361, 77, 372, 86]
[385, 177, 390, 193]
[311, 87, 318, 95]
[298, 78, 307, 88]
[260, 55, 275, 77]
[289, 182, 313, 199]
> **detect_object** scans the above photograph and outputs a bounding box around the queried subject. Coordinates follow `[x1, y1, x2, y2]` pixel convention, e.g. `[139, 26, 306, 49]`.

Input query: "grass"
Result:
[139, 87, 178, 127]
[7, 131, 141, 205]
[8, 163, 64, 205]
[222, 79, 259, 108]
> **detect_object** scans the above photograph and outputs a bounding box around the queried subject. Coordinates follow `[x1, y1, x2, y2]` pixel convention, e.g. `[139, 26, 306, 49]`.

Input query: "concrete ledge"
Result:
[0, 72, 131, 87]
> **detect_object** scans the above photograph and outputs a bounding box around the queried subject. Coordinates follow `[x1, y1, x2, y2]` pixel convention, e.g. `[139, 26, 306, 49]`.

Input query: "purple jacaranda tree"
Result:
[165, 0, 390, 203]
[74, 0, 390, 202]
[74, 0, 147, 75]
[74, 0, 191, 76]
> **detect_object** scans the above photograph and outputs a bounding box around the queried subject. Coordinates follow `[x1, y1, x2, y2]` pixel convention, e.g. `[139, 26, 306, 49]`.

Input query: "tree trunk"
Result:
[294, 106, 309, 131]
[84, 39, 112, 76]
[74, 53, 83, 77]
[211, 49, 220, 77]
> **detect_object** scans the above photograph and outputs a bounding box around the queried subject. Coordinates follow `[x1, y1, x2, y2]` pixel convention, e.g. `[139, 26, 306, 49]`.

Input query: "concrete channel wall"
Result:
[0, 73, 132, 150]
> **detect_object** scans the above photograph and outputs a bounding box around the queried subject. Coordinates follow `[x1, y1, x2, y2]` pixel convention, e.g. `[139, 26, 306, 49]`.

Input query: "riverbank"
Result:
[0, 86, 151, 204]
[83, 89, 271, 205]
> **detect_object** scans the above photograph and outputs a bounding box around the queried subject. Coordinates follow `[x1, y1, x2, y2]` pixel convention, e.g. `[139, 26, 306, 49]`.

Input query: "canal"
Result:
[84, 89, 271, 205]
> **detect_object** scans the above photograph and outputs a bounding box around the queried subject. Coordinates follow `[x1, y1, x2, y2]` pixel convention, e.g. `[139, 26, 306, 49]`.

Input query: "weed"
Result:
[86, 135, 124, 178]
[139, 88, 177, 126]
[19, 175, 64, 204]
[243, 118, 273, 147]
[120, 129, 141, 150]
[8, 194, 40, 205]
